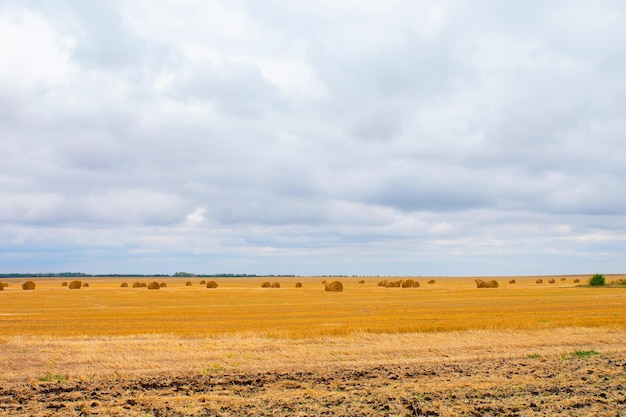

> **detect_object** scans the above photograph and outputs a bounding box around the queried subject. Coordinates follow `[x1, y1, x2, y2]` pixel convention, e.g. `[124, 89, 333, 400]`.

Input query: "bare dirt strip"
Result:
[1, 353, 625, 416]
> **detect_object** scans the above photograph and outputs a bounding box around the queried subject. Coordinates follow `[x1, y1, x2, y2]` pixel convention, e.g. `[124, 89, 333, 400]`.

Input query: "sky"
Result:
[1, 1, 625, 276]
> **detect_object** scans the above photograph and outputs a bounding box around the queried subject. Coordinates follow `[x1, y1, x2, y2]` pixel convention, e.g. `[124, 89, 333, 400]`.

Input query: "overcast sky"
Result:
[1, 1, 625, 276]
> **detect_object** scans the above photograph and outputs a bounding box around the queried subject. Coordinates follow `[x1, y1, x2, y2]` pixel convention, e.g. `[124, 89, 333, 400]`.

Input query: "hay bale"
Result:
[2, 282, 7, 288]
[536, 279, 543, 284]
[573, 278, 580, 283]
[61, 281, 68, 287]
[68, 280, 82, 289]
[385, 281, 401, 287]
[271, 282, 281, 288]
[132, 282, 142, 288]
[358, 280, 365, 284]
[548, 279, 556, 284]
[206, 281, 218, 288]
[83, 283, 89, 288]
[477, 280, 498, 288]
[261, 282, 271, 288]
[147, 282, 160, 290]
[428, 279, 435, 284]
[377, 280, 387, 287]
[325, 280, 343, 292]
[295, 282, 302, 288]
[140, 282, 147, 288]
[0, 284, 3, 291]
[22, 281, 36, 290]
[509, 279, 516, 284]
[199, 280, 206, 285]
[121, 282, 128, 288]
[402, 279, 419, 288]
[560, 277, 566, 281]
[185, 281, 192, 286]
[159, 282, 167, 288]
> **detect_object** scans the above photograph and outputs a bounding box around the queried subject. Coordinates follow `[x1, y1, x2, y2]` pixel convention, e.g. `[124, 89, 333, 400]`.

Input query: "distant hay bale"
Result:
[378, 280, 388, 287]
[271, 282, 281, 288]
[147, 282, 160, 290]
[428, 279, 435, 284]
[61, 281, 68, 287]
[0, 284, 3, 291]
[560, 277, 566, 281]
[68, 280, 82, 289]
[261, 282, 271, 288]
[82, 283, 89, 288]
[121, 282, 128, 288]
[402, 279, 420, 288]
[2, 282, 7, 288]
[385, 281, 401, 287]
[132, 282, 142, 288]
[476, 279, 498, 288]
[206, 281, 218, 288]
[140, 283, 147, 288]
[185, 281, 192, 286]
[548, 279, 556, 284]
[358, 280, 365, 284]
[325, 280, 343, 292]
[22, 281, 36, 290]
[536, 279, 543, 284]
[199, 280, 206, 285]
[509, 279, 516, 284]
[573, 278, 580, 283]
[295, 282, 302, 288]
[159, 282, 167, 288]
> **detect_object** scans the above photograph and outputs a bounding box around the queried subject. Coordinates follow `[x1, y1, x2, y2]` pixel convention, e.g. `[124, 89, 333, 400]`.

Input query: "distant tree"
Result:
[589, 274, 606, 286]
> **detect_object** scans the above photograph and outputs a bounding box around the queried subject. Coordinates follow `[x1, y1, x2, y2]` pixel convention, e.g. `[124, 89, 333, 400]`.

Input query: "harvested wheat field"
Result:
[1, 275, 625, 416]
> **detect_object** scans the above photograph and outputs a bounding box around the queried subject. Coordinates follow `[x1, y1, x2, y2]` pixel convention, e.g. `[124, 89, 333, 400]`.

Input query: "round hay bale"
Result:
[159, 282, 167, 288]
[509, 279, 516, 284]
[560, 277, 566, 281]
[206, 281, 218, 288]
[271, 282, 281, 288]
[185, 281, 192, 286]
[428, 279, 435, 284]
[2, 282, 7, 288]
[325, 280, 343, 292]
[573, 278, 580, 283]
[295, 282, 302, 288]
[61, 281, 68, 287]
[261, 282, 271, 288]
[477, 280, 498, 288]
[385, 281, 400, 288]
[377, 280, 388, 287]
[536, 279, 543, 284]
[147, 282, 160, 290]
[68, 280, 82, 289]
[132, 282, 142, 288]
[402, 279, 418, 288]
[22, 281, 36, 290]
[82, 282, 89, 288]
[199, 280, 206, 285]
[358, 280, 365, 284]
[0, 284, 3, 291]
[548, 279, 556, 284]
[121, 282, 128, 288]
[140, 282, 147, 288]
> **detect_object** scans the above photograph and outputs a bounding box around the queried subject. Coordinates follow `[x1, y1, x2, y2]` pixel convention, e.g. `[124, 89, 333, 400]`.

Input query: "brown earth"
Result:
[1, 354, 624, 416]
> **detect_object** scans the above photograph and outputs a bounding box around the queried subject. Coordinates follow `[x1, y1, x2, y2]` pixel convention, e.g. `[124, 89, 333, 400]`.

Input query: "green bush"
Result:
[589, 274, 605, 286]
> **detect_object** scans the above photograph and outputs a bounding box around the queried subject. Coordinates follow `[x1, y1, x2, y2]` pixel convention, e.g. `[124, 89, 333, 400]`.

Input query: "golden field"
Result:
[0, 275, 625, 338]
[1, 275, 626, 416]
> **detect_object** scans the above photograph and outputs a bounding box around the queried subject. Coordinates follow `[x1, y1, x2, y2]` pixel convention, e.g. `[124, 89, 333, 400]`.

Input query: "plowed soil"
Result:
[2, 354, 625, 416]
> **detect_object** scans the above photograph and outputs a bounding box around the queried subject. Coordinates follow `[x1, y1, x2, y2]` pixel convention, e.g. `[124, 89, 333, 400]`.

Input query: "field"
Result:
[1, 275, 626, 416]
